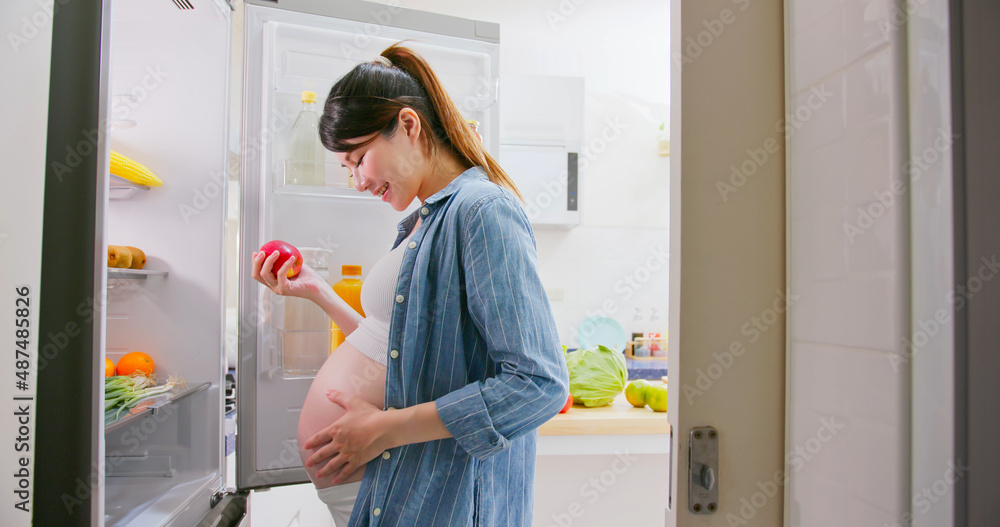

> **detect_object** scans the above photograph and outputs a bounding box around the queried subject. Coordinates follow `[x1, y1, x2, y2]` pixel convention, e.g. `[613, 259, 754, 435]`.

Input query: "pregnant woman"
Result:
[253, 222, 407, 523]
[253, 44, 568, 526]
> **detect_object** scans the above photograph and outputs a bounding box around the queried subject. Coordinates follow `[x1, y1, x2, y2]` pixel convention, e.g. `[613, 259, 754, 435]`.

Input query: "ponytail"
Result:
[379, 44, 523, 201]
[319, 43, 523, 201]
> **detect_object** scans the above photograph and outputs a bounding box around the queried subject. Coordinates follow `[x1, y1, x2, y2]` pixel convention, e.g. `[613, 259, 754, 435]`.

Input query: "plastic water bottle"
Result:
[288, 91, 326, 186]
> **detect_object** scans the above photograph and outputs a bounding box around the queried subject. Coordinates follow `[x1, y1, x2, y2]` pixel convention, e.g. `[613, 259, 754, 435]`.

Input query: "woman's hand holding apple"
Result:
[251, 249, 327, 301]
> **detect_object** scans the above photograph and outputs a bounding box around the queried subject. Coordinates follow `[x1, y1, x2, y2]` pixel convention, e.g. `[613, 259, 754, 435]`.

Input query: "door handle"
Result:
[688, 426, 718, 514]
[699, 464, 716, 491]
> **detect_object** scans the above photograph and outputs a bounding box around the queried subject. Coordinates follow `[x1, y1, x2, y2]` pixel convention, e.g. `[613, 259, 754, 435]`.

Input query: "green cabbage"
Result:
[565, 344, 628, 407]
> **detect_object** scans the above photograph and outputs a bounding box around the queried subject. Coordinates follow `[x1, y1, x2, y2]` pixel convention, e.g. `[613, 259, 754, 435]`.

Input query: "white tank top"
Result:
[343, 237, 409, 366]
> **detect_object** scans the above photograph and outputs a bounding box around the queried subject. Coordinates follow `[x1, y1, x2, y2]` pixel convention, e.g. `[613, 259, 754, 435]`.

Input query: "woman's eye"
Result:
[357, 154, 365, 167]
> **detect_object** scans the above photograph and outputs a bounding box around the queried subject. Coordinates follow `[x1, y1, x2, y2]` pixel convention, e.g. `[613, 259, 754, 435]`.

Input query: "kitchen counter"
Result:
[536, 392, 670, 457]
[539, 392, 669, 436]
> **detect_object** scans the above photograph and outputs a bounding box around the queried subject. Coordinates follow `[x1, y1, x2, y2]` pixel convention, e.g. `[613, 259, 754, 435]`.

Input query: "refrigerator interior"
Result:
[102, 0, 230, 525]
[238, 2, 500, 488]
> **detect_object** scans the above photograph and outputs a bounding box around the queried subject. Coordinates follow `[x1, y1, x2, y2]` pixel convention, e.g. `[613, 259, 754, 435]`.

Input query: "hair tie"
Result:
[371, 55, 392, 68]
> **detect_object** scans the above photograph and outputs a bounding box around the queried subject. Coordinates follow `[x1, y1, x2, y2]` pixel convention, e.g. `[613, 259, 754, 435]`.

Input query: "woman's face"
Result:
[334, 108, 429, 212]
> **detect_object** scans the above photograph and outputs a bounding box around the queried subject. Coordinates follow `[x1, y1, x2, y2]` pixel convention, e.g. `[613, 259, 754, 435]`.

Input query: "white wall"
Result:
[393, 0, 672, 346]
[786, 1, 910, 525]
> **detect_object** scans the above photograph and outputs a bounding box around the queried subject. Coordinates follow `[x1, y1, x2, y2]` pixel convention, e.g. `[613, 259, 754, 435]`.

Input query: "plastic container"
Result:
[331, 265, 365, 353]
[277, 247, 332, 377]
[287, 90, 326, 186]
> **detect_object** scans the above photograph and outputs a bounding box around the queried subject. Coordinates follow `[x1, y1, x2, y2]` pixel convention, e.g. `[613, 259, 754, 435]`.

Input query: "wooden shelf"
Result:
[539, 392, 669, 436]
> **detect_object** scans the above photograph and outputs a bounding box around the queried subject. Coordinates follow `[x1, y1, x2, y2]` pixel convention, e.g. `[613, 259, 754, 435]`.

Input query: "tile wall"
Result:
[787, 0, 910, 524]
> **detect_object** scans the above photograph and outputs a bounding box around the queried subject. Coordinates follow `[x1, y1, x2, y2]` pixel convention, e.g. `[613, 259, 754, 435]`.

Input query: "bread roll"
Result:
[125, 246, 146, 269]
[107, 245, 133, 268]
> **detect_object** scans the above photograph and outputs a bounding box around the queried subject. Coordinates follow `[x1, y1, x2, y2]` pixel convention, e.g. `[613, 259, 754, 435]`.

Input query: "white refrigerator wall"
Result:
[786, 1, 910, 525]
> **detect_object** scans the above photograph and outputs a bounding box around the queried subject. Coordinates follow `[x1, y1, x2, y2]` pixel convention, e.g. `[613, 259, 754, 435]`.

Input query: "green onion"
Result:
[104, 374, 187, 420]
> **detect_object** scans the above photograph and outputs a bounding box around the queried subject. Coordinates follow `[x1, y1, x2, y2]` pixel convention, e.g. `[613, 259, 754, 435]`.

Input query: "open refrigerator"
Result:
[36, 0, 499, 525]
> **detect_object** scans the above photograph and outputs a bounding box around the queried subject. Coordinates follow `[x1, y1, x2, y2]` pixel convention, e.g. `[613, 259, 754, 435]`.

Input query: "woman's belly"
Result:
[297, 340, 386, 489]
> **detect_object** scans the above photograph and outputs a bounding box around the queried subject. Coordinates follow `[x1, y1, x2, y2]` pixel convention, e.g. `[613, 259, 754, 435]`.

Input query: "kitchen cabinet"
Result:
[499, 75, 584, 229]
[534, 394, 670, 526]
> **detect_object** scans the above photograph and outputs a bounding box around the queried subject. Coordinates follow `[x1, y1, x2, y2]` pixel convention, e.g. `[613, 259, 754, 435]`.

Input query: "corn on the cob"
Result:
[110, 151, 163, 187]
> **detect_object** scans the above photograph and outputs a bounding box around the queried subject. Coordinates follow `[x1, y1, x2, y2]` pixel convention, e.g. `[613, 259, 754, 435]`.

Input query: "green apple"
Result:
[646, 383, 668, 412]
[624, 380, 651, 407]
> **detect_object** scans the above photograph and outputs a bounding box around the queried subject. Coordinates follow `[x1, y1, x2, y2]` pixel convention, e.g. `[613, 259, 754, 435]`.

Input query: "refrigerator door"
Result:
[237, 0, 499, 490]
[102, 0, 232, 525]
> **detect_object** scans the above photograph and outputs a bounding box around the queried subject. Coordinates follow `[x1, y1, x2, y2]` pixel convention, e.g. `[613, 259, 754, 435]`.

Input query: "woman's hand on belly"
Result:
[297, 341, 386, 488]
[303, 389, 393, 483]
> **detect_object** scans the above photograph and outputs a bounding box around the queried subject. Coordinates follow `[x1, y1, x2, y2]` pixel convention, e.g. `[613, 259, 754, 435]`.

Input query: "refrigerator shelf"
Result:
[105, 381, 211, 433]
[274, 182, 382, 200]
[108, 268, 169, 280]
[274, 159, 376, 199]
[110, 174, 151, 200]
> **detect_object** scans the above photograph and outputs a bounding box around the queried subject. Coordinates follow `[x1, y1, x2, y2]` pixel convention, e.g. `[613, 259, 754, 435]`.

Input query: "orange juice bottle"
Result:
[331, 265, 364, 352]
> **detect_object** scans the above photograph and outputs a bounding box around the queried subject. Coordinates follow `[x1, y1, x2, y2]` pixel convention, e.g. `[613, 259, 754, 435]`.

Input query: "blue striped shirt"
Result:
[349, 167, 570, 526]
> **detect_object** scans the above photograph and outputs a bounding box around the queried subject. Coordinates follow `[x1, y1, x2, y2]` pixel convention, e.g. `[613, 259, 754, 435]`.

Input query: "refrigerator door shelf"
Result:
[274, 159, 373, 198]
[105, 454, 175, 478]
[107, 269, 169, 280]
[110, 175, 151, 200]
[104, 381, 211, 434]
[106, 269, 167, 295]
[267, 21, 498, 107]
[274, 328, 334, 379]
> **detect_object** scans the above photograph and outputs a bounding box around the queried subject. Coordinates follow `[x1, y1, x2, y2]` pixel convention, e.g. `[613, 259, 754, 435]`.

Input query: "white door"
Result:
[666, 0, 786, 525]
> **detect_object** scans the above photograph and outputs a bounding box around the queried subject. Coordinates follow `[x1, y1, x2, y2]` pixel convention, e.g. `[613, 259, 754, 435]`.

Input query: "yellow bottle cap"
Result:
[342, 265, 362, 276]
[465, 119, 480, 126]
[301, 91, 317, 103]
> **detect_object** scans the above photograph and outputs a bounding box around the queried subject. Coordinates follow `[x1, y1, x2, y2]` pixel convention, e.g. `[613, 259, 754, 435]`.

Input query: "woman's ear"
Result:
[397, 107, 422, 143]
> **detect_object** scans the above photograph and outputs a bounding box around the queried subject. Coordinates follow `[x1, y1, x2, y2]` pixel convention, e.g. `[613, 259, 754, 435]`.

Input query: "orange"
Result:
[646, 383, 668, 412]
[625, 380, 650, 407]
[116, 352, 155, 377]
[105, 358, 115, 377]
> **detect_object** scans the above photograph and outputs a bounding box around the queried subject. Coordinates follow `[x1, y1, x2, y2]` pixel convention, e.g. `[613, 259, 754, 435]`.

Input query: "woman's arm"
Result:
[432, 194, 570, 458]
[252, 250, 364, 334]
[309, 284, 364, 335]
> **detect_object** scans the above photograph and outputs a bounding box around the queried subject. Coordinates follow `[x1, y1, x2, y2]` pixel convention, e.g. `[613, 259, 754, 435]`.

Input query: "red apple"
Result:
[559, 393, 573, 413]
[259, 240, 302, 279]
